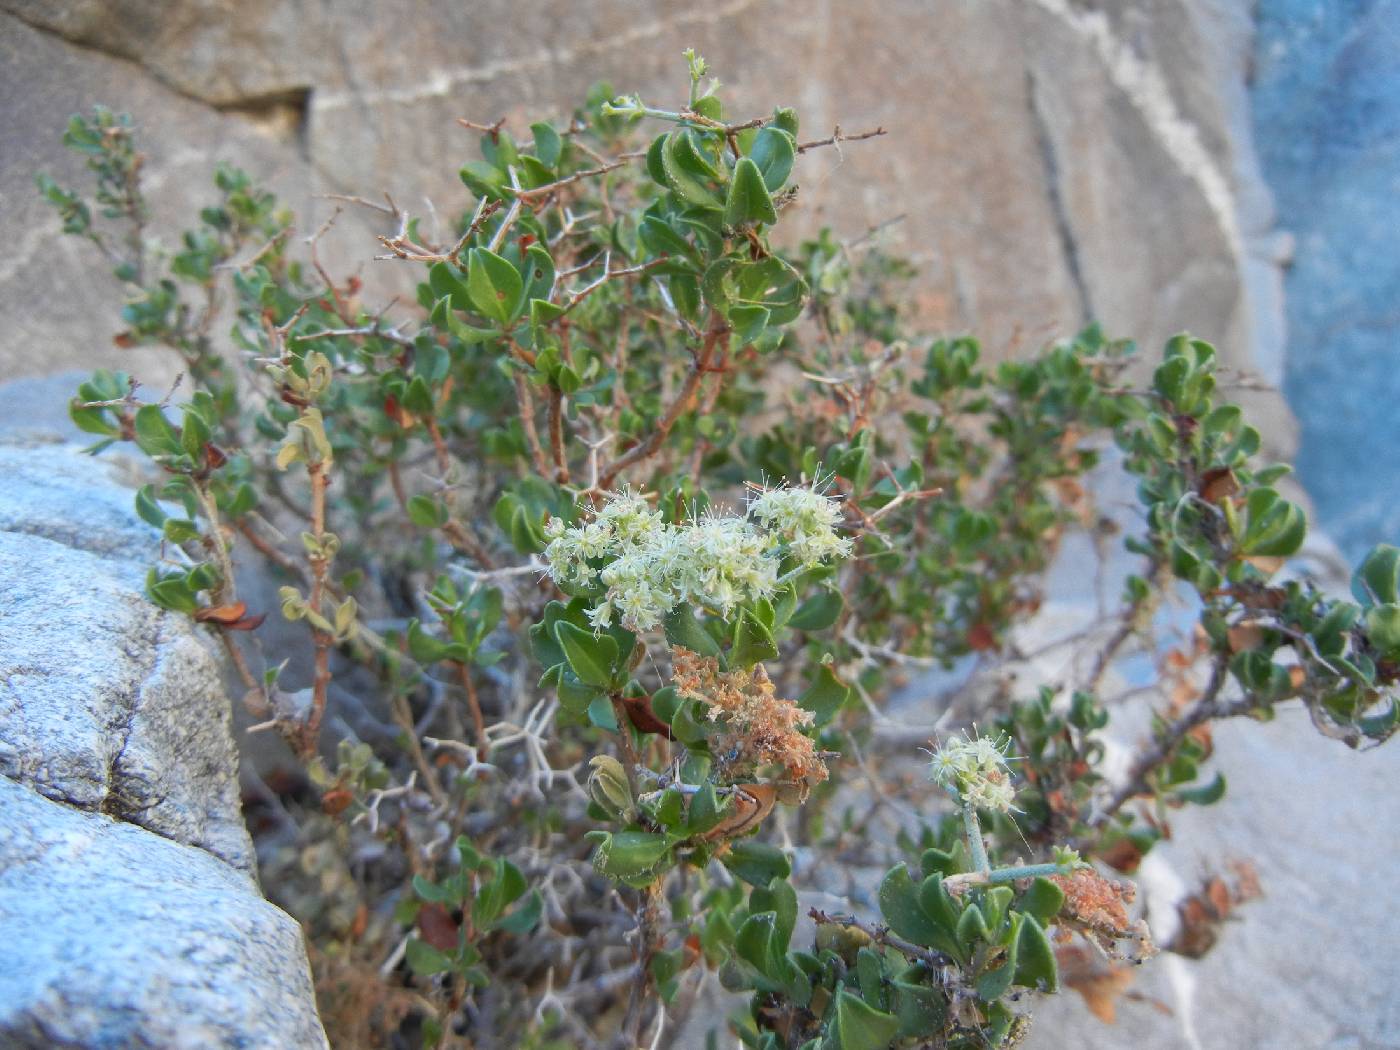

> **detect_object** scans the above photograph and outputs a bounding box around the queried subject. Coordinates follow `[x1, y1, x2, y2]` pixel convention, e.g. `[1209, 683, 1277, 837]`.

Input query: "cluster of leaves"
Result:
[42, 51, 1398, 1050]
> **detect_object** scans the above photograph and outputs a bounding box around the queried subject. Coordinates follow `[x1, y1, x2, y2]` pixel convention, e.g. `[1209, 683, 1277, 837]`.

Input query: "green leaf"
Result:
[467, 246, 525, 324]
[404, 938, 453, 976]
[590, 830, 671, 881]
[407, 620, 451, 664]
[493, 889, 543, 934]
[727, 304, 770, 345]
[1017, 877, 1064, 926]
[430, 297, 496, 344]
[917, 873, 963, 952]
[974, 918, 1020, 1000]
[724, 157, 778, 228]
[134, 485, 167, 528]
[798, 665, 851, 728]
[855, 948, 885, 1007]
[955, 903, 990, 955]
[530, 298, 564, 332]
[1354, 545, 1400, 606]
[661, 129, 723, 210]
[530, 121, 562, 167]
[587, 694, 619, 731]
[1240, 488, 1306, 558]
[180, 407, 210, 458]
[645, 133, 669, 187]
[402, 375, 435, 417]
[735, 911, 784, 979]
[686, 783, 729, 836]
[892, 980, 945, 1038]
[639, 216, 697, 263]
[823, 989, 899, 1050]
[555, 621, 618, 689]
[523, 243, 556, 303]
[428, 260, 471, 304]
[750, 879, 799, 953]
[406, 494, 448, 528]
[722, 840, 790, 886]
[878, 865, 958, 959]
[663, 604, 722, 657]
[1013, 914, 1058, 992]
[1173, 771, 1227, 806]
[132, 405, 182, 457]
[748, 127, 796, 192]
[1367, 603, 1400, 654]
[412, 873, 458, 905]
[730, 611, 778, 669]
[789, 590, 842, 632]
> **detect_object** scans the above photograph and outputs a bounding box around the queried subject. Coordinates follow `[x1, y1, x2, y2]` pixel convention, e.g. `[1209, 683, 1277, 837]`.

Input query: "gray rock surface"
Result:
[0, 438, 328, 1048]
[0, 776, 327, 1050]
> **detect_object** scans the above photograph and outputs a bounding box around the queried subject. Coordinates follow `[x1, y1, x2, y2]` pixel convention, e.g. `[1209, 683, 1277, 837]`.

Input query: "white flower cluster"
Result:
[927, 732, 1018, 812]
[748, 485, 853, 567]
[542, 485, 849, 632]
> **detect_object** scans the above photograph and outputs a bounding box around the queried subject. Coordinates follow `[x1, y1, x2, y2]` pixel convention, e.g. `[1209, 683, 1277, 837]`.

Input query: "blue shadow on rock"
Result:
[1253, 0, 1400, 559]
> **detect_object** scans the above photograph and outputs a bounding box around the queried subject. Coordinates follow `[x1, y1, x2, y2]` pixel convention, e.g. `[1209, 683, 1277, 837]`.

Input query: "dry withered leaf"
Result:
[418, 903, 459, 952]
[621, 695, 672, 739]
[321, 787, 355, 817]
[1198, 466, 1240, 505]
[966, 622, 997, 652]
[1056, 944, 1136, 1023]
[195, 601, 248, 624]
[350, 903, 369, 941]
[1167, 860, 1263, 959]
[1227, 622, 1266, 653]
[1098, 838, 1145, 874]
[702, 783, 776, 841]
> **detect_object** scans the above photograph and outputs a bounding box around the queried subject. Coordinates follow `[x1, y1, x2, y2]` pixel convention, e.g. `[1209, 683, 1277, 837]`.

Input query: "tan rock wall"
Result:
[1, 0, 1289, 453]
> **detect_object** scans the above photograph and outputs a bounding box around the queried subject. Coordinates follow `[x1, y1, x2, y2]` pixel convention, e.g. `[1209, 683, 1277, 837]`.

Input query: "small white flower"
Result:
[540, 487, 854, 632]
[749, 483, 851, 568]
[927, 732, 1018, 812]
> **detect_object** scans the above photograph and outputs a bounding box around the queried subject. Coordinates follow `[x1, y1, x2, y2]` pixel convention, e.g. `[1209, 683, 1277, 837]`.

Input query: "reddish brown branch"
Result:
[597, 313, 729, 489]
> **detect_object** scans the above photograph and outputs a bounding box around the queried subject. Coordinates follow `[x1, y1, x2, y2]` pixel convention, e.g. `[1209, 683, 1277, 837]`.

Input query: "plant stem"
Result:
[512, 371, 552, 478]
[300, 461, 332, 757]
[1090, 650, 1249, 828]
[597, 312, 727, 489]
[192, 480, 237, 606]
[455, 659, 488, 761]
[809, 909, 953, 971]
[962, 801, 990, 875]
[942, 861, 1079, 894]
[547, 386, 570, 483]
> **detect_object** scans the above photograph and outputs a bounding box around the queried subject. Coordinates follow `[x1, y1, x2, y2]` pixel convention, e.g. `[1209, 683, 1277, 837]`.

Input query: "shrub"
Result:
[43, 52, 1399, 1049]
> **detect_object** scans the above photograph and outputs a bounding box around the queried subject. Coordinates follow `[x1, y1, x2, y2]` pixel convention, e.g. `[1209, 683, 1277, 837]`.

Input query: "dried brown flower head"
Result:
[1052, 868, 1156, 959]
[671, 647, 828, 795]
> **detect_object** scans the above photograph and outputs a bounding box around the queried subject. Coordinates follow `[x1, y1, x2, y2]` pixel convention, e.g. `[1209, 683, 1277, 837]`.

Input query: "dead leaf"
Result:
[321, 787, 355, 817]
[621, 695, 672, 739]
[418, 904, 459, 952]
[1227, 622, 1266, 653]
[1057, 944, 1136, 1023]
[195, 601, 248, 624]
[702, 783, 776, 841]
[967, 622, 997, 652]
[1198, 467, 1240, 505]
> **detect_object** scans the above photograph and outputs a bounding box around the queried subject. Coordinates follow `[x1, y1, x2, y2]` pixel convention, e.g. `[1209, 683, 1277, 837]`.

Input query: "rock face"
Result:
[1252, 0, 1400, 559]
[0, 438, 328, 1049]
[0, 0, 1292, 449]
